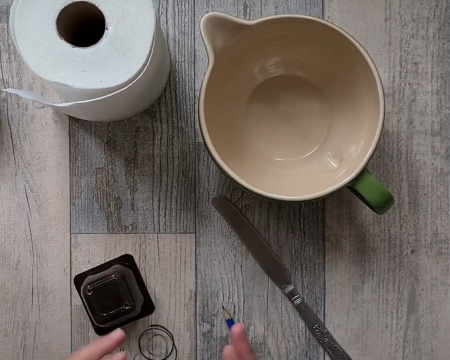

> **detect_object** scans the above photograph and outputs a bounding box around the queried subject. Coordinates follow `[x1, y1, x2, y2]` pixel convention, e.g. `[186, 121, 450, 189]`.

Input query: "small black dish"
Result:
[74, 254, 155, 335]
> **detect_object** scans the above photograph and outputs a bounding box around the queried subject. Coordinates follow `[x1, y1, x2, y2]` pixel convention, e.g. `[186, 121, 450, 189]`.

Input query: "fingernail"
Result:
[115, 351, 127, 360]
[109, 328, 125, 340]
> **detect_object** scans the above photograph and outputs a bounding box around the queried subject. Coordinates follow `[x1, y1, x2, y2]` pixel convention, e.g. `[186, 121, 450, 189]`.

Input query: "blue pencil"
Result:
[222, 306, 235, 329]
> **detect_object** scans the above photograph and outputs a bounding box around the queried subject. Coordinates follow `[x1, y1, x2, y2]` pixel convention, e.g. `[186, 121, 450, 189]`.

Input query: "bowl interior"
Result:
[202, 17, 382, 200]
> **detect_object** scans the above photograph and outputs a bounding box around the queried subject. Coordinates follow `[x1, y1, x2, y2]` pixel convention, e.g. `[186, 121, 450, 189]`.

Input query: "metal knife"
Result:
[212, 195, 353, 360]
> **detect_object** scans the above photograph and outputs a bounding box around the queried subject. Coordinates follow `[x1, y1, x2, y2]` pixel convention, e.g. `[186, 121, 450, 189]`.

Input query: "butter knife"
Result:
[212, 195, 353, 360]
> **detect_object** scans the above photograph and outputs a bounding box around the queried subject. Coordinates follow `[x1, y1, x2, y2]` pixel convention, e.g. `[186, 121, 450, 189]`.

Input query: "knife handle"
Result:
[285, 288, 353, 360]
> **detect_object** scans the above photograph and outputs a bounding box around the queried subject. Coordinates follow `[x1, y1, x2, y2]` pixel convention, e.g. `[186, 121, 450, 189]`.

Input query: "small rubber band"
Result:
[138, 324, 177, 360]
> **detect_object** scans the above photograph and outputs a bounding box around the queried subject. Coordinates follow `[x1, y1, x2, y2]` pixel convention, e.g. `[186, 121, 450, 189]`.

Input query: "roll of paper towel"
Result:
[6, 0, 170, 121]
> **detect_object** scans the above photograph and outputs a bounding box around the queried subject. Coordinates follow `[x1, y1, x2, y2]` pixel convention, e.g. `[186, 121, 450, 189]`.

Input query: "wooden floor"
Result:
[1, 0, 449, 359]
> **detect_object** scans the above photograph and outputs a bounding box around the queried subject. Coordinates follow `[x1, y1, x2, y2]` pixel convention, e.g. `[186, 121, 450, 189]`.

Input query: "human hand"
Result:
[65, 328, 127, 360]
[223, 324, 258, 360]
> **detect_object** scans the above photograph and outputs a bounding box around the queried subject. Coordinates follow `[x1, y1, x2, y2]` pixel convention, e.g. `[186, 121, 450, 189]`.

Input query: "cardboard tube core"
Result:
[57, 2, 105, 48]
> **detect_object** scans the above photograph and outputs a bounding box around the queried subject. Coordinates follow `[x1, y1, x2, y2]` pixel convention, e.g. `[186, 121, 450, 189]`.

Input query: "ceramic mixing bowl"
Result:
[199, 13, 394, 214]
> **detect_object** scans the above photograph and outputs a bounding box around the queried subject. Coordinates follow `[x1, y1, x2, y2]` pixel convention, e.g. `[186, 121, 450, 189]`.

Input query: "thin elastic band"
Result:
[138, 324, 177, 360]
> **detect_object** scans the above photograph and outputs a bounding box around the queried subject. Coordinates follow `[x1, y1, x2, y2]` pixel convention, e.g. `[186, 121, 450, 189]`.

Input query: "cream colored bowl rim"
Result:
[199, 13, 385, 201]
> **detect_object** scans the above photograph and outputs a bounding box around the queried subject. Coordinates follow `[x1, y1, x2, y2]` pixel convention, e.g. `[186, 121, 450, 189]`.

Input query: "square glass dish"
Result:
[74, 254, 155, 335]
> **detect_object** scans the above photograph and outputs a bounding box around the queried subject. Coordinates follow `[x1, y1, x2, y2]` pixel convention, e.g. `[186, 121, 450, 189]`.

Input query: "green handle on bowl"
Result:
[347, 168, 394, 215]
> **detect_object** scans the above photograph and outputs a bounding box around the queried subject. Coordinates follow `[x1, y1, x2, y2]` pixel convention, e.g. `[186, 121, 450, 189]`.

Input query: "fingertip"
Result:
[223, 345, 238, 360]
[108, 328, 126, 342]
[231, 323, 247, 340]
[231, 323, 245, 334]
[105, 328, 126, 348]
[110, 351, 127, 360]
[74, 328, 126, 360]
[230, 323, 255, 358]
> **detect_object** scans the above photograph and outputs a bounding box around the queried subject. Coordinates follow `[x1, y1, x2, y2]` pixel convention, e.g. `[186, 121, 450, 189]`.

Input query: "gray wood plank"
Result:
[324, 1, 450, 359]
[0, 3, 10, 24]
[0, 24, 71, 360]
[70, 0, 196, 234]
[0, 2, 11, 24]
[71, 234, 195, 359]
[196, 143, 325, 360]
[261, 0, 322, 16]
[195, 0, 322, 141]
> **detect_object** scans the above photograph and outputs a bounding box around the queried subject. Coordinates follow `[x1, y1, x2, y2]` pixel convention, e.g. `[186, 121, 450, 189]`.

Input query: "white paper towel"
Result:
[6, 0, 170, 121]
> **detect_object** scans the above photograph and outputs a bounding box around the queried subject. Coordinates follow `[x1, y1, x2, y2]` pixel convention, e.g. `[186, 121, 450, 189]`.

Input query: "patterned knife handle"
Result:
[285, 288, 353, 360]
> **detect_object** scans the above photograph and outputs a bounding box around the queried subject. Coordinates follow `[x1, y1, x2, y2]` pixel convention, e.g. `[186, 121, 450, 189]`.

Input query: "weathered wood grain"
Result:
[196, 144, 325, 360]
[325, 1, 450, 359]
[70, 0, 196, 234]
[0, 24, 71, 360]
[71, 234, 195, 359]
[3, 1, 449, 360]
[194, 0, 322, 141]
[261, 0, 322, 16]
[0, 2, 11, 24]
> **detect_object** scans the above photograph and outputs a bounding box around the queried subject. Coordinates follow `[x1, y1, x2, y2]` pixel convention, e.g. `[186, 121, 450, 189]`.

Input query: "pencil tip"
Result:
[222, 306, 232, 320]
[222, 305, 225, 310]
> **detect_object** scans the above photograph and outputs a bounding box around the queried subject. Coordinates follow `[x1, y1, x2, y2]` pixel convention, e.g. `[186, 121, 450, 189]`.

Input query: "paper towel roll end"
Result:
[7, 2, 170, 122]
[3, 88, 57, 107]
